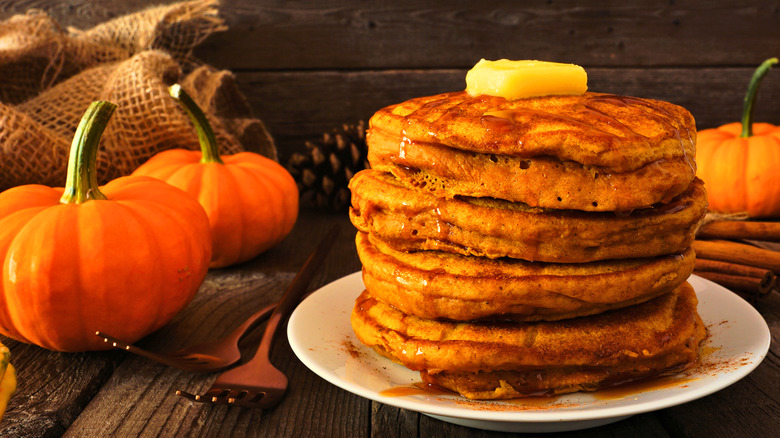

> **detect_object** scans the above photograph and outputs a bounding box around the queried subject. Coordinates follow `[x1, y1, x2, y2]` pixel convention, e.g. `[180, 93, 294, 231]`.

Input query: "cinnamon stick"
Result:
[694, 257, 772, 279]
[692, 239, 780, 272]
[697, 221, 780, 242]
[693, 270, 774, 302]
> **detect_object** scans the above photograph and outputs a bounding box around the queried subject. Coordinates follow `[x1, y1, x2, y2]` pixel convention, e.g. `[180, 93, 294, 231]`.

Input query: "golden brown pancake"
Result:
[350, 169, 706, 262]
[368, 91, 697, 211]
[356, 231, 695, 321]
[351, 282, 705, 399]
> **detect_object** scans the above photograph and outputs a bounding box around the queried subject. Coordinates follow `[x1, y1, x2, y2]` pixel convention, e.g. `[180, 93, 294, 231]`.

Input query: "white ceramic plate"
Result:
[288, 272, 771, 433]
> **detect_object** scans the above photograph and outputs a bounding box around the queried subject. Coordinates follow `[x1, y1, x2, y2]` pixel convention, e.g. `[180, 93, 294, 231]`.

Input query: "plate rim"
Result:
[288, 271, 771, 424]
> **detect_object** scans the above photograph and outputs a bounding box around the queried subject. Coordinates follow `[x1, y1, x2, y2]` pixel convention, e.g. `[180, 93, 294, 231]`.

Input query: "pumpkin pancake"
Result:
[356, 231, 694, 321]
[351, 282, 705, 399]
[350, 169, 706, 262]
[367, 91, 696, 211]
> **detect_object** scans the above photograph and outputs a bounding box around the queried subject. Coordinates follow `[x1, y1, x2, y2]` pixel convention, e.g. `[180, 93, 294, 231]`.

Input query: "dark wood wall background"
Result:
[1, 0, 779, 162]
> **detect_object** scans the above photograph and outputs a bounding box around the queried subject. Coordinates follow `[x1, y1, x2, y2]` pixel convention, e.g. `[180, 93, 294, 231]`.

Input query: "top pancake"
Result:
[369, 91, 696, 173]
[368, 91, 697, 211]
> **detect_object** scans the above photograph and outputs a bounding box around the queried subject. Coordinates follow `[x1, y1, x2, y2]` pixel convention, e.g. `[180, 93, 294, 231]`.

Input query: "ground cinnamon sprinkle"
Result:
[342, 339, 364, 360]
[680, 322, 754, 378]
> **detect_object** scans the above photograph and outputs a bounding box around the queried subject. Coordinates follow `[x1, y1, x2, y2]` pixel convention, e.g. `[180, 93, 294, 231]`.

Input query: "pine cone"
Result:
[287, 120, 369, 212]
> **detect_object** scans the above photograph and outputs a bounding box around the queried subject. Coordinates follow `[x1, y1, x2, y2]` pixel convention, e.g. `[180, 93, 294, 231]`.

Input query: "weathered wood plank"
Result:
[0, 0, 777, 70]
[0, 0, 158, 26]
[413, 411, 673, 437]
[0, 340, 123, 437]
[198, 0, 780, 70]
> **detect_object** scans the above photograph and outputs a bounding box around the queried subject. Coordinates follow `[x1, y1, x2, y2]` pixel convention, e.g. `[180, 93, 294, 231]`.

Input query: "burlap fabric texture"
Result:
[0, 0, 275, 190]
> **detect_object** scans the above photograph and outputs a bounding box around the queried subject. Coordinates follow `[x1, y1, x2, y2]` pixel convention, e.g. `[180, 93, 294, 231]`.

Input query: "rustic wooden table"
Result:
[0, 210, 778, 438]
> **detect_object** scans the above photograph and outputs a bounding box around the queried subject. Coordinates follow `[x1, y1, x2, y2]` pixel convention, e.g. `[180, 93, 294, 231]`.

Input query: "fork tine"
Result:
[246, 392, 266, 403]
[175, 390, 199, 401]
[177, 385, 286, 408]
[205, 388, 231, 400]
[176, 389, 227, 403]
[226, 390, 254, 404]
[177, 388, 269, 407]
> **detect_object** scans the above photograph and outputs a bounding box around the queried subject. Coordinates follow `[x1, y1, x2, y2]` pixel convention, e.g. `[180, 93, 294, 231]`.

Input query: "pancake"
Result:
[351, 282, 705, 399]
[350, 169, 706, 262]
[367, 91, 697, 211]
[356, 231, 695, 321]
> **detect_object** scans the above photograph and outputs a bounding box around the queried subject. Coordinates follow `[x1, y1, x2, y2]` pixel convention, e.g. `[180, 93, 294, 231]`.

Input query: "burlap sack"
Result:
[97, 50, 252, 180]
[0, 0, 276, 190]
[0, 10, 128, 104]
[12, 50, 259, 184]
[69, 0, 227, 73]
[0, 104, 70, 189]
[181, 65, 277, 161]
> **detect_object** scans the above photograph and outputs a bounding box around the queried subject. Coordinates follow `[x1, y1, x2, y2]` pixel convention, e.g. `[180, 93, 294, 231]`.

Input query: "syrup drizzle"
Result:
[379, 382, 453, 398]
[592, 375, 699, 401]
[379, 373, 700, 405]
[588, 94, 695, 173]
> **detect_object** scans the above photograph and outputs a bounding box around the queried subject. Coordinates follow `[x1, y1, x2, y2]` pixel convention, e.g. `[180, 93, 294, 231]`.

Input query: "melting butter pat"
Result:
[465, 59, 587, 99]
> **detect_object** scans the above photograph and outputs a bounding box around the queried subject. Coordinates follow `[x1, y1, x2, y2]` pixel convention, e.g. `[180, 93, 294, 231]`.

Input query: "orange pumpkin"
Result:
[132, 84, 298, 268]
[697, 58, 780, 218]
[0, 101, 212, 352]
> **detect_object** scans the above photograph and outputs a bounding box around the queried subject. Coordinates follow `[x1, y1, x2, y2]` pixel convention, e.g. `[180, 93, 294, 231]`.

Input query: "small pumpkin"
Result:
[132, 84, 298, 268]
[0, 101, 212, 352]
[0, 341, 15, 422]
[696, 57, 780, 218]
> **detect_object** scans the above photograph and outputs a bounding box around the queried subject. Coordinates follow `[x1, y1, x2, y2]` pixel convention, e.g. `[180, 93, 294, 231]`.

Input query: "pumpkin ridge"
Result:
[6, 206, 80, 349]
[197, 163, 240, 267]
[162, 161, 206, 191]
[0, 208, 51, 342]
[231, 163, 281, 254]
[226, 162, 272, 263]
[119, 192, 206, 331]
[231, 156, 298, 241]
[92, 178, 209, 347]
[140, 151, 203, 180]
[218, 163, 248, 265]
[99, 200, 167, 336]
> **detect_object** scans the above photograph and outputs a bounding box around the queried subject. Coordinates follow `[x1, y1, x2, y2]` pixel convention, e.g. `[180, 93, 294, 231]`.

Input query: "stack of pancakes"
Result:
[349, 90, 707, 399]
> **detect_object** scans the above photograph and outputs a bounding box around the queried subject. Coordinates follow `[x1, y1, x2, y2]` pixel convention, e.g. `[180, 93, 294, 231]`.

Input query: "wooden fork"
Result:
[176, 225, 340, 408]
[95, 301, 276, 372]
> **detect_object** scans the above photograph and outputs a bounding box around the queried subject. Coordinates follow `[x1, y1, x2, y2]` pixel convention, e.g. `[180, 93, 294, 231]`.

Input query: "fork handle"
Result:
[254, 225, 341, 361]
[219, 301, 277, 347]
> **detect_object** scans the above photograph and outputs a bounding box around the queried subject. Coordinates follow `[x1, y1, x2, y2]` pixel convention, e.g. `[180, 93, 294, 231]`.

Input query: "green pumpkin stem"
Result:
[60, 101, 117, 204]
[169, 84, 223, 164]
[741, 57, 778, 138]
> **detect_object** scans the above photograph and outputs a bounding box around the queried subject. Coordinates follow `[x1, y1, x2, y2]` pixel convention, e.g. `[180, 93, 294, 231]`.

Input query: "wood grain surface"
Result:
[0, 1, 778, 437]
[3, 0, 777, 68]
